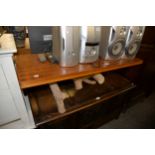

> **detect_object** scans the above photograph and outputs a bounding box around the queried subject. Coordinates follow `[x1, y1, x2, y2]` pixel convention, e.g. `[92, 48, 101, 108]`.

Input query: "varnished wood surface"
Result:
[15, 52, 143, 89]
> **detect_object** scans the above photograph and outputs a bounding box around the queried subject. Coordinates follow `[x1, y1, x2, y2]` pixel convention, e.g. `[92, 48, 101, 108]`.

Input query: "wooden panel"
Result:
[15, 52, 143, 89]
[0, 90, 20, 126]
[0, 55, 34, 128]
[141, 26, 155, 45]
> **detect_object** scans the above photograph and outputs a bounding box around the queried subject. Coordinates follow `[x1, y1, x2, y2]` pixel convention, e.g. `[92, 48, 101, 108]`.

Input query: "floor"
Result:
[99, 91, 155, 129]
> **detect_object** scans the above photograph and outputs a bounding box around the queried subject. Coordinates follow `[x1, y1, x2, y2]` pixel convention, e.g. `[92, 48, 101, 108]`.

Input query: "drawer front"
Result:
[0, 90, 20, 126]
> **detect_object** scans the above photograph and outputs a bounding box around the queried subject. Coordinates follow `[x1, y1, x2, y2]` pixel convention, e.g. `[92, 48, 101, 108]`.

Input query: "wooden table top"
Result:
[15, 53, 143, 89]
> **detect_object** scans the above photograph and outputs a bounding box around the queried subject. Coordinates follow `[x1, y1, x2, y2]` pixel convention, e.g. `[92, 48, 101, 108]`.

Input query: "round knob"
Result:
[71, 52, 76, 56]
[90, 49, 97, 56]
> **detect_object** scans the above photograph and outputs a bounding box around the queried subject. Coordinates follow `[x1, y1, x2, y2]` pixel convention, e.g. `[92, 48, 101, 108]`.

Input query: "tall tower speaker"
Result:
[99, 26, 129, 60]
[79, 26, 101, 63]
[52, 26, 81, 67]
[122, 26, 145, 59]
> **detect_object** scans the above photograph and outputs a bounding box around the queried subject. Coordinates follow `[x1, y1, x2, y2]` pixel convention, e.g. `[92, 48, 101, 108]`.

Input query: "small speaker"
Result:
[52, 26, 81, 67]
[28, 26, 53, 54]
[122, 26, 145, 59]
[79, 26, 101, 63]
[99, 26, 129, 60]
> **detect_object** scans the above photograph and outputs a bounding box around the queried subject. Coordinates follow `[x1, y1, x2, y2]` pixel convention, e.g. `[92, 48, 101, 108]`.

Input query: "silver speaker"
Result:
[52, 26, 81, 67]
[79, 26, 101, 63]
[122, 26, 145, 59]
[99, 26, 129, 60]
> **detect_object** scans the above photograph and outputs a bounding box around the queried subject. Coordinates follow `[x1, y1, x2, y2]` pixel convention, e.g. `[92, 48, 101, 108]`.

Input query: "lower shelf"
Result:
[27, 73, 135, 127]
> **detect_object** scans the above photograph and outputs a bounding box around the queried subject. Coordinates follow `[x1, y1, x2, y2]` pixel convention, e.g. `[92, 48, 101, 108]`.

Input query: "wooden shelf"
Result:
[27, 73, 135, 126]
[15, 53, 143, 89]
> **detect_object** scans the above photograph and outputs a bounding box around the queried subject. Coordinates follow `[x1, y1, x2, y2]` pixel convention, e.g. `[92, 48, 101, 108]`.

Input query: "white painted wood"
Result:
[0, 54, 35, 128]
[23, 95, 36, 128]
[0, 64, 9, 89]
[1, 57, 29, 124]
[0, 90, 20, 125]
[0, 119, 26, 129]
[0, 34, 35, 128]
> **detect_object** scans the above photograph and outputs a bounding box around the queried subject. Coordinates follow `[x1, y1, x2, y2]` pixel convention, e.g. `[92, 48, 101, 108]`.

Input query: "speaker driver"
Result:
[125, 41, 139, 57]
[108, 40, 125, 58]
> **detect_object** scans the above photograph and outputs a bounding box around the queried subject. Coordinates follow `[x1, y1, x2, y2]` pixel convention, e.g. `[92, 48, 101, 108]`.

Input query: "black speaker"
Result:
[28, 26, 52, 54]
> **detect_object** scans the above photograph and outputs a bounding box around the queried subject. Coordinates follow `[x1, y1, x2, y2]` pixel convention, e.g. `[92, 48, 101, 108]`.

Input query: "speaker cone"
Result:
[108, 40, 125, 58]
[125, 41, 140, 57]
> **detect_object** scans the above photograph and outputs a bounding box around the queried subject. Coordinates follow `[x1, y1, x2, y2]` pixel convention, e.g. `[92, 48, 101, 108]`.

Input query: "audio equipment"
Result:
[122, 26, 145, 59]
[52, 26, 81, 67]
[79, 26, 101, 63]
[99, 26, 129, 60]
[28, 26, 53, 54]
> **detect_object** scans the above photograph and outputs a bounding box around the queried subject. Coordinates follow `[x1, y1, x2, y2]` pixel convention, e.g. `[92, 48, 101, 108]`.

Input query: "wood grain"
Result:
[15, 52, 143, 89]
